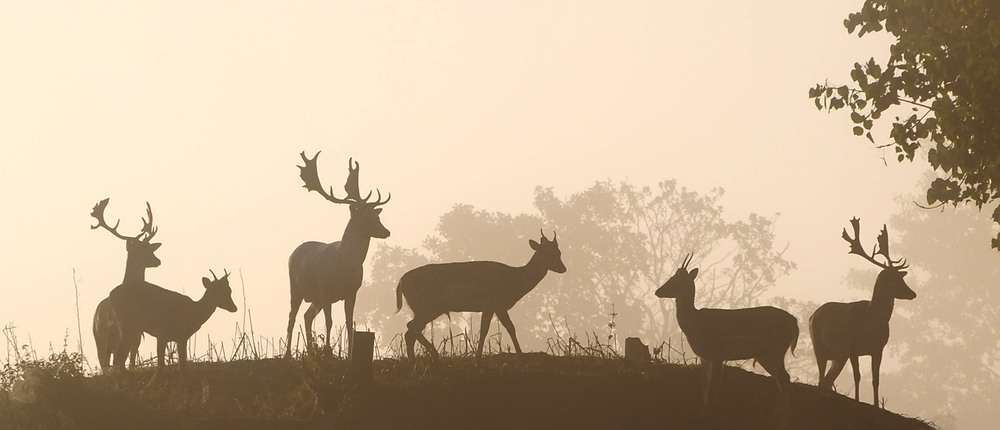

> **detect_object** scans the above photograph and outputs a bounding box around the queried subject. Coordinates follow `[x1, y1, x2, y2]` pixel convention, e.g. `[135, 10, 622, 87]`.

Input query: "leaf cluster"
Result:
[810, 0, 1000, 247]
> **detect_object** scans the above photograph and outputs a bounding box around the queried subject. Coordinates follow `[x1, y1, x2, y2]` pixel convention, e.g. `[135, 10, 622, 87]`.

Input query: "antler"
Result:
[349, 158, 391, 208]
[138, 202, 158, 242]
[91, 198, 130, 241]
[209, 268, 231, 281]
[298, 152, 390, 208]
[680, 253, 693, 270]
[842, 218, 906, 269]
[299, 151, 354, 204]
[875, 224, 907, 269]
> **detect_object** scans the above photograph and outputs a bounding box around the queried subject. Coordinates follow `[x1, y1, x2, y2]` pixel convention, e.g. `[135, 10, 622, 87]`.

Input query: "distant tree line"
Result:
[358, 179, 797, 356]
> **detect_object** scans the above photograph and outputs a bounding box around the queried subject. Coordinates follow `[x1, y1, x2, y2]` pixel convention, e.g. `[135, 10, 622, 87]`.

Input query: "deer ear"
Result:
[151, 243, 162, 251]
[373, 208, 383, 215]
[202, 277, 211, 288]
[690, 268, 699, 279]
[899, 271, 908, 277]
[529, 240, 540, 250]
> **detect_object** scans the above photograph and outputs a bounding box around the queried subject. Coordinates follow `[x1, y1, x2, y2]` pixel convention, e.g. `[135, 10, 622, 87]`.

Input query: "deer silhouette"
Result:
[810, 218, 915, 407]
[108, 269, 237, 379]
[90, 198, 160, 373]
[656, 253, 798, 424]
[396, 230, 566, 361]
[285, 151, 390, 358]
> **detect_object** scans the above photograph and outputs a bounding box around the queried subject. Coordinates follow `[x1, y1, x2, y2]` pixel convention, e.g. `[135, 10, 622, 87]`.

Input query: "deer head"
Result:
[91, 198, 161, 268]
[842, 217, 915, 300]
[298, 151, 391, 239]
[529, 229, 567, 273]
[203, 269, 238, 312]
[656, 253, 698, 298]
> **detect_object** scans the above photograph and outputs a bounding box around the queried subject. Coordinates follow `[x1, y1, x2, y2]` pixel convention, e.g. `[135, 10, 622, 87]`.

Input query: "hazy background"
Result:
[2, 0, 980, 427]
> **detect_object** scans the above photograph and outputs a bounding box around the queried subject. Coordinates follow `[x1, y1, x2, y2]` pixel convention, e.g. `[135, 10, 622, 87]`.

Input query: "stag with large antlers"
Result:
[810, 218, 915, 407]
[90, 198, 161, 373]
[655, 253, 799, 424]
[285, 151, 390, 358]
[396, 230, 566, 361]
[109, 269, 237, 380]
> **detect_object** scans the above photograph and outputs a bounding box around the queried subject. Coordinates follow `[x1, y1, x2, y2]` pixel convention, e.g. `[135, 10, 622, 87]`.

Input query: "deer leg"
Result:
[178, 339, 188, 384]
[285, 295, 304, 358]
[323, 302, 334, 352]
[343, 296, 356, 353]
[815, 355, 827, 386]
[820, 358, 846, 390]
[156, 338, 167, 376]
[476, 312, 494, 358]
[849, 355, 861, 401]
[304, 304, 320, 350]
[112, 329, 135, 371]
[95, 331, 111, 373]
[495, 311, 522, 355]
[405, 315, 439, 361]
[711, 361, 724, 408]
[871, 351, 883, 408]
[126, 332, 141, 370]
[757, 354, 791, 426]
[700, 360, 714, 416]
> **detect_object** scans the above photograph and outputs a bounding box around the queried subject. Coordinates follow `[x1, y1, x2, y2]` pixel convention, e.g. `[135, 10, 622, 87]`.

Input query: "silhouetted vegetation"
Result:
[811, 1, 1000, 249]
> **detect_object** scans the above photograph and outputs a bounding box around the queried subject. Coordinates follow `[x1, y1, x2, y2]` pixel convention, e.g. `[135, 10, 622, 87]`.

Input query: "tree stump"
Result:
[345, 331, 375, 386]
[625, 337, 650, 362]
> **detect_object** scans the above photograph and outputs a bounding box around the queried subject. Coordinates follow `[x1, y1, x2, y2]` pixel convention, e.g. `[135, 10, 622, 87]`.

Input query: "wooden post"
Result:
[345, 331, 375, 386]
[625, 337, 650, 362]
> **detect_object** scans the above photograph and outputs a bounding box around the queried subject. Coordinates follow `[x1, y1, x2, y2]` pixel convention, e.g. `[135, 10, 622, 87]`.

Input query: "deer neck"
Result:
[191, 292, 219, 327]
[338, 219, 372, 266]
[869, 286, 896, 321]
[516, 254, 551, 291]
[122, 254, 147, 283]
[673, 291, 698, 327]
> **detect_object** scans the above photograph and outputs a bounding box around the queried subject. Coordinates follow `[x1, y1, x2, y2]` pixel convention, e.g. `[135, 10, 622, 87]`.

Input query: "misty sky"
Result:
[0, 0, 942, 398]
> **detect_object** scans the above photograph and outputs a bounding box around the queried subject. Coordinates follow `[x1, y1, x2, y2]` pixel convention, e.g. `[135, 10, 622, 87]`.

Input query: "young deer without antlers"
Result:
[810, 218, 915, 407]
[396, 230, 566, 361]
[656, 253, 798, 423]
[108, 269, 237, 380]
[286, 151, 390, 358]
[90, 198, 161, 373]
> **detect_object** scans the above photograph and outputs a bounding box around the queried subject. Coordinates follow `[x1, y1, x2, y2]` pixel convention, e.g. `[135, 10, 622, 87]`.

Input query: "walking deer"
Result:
[285, 151, 390, 358]
[396, 230, 566, 361]
[108, 269, 237, 379]
[810, 218, 915, 407]
[655, 253, 798, 422]
[90, 198, 161, 373]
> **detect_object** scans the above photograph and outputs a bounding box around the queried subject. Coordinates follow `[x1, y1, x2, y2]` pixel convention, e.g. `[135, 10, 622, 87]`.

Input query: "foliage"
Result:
[810, 1, 1000, 248]
[1, 329, 87, 393]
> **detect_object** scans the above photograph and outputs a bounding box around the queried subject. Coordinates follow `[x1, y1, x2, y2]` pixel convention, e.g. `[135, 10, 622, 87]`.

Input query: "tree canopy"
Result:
[810, 1, 1000, 248]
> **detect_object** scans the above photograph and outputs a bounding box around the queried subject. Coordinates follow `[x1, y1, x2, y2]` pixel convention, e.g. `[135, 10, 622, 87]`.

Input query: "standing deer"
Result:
[90, 198, 161, 373]
[655, 253, 798, 422]
[285, 151, 390, 358]
[810, 218, 915, 407]
[108, 269, 237, 379]
[396, 230, 567, 361]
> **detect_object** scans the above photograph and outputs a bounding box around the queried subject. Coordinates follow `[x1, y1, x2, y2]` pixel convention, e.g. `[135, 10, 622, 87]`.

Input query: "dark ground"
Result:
[0, 353, 936, 430]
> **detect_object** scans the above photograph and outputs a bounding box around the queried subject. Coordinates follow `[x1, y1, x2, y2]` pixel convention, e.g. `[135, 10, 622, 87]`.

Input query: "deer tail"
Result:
[395, 276, 405, 314]
[789, 321, 799, 357]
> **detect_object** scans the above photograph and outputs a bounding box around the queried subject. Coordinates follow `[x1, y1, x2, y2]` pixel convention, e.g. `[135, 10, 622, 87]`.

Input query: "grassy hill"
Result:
[0, 353, 936, 429]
